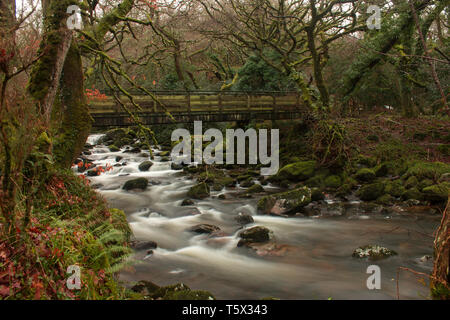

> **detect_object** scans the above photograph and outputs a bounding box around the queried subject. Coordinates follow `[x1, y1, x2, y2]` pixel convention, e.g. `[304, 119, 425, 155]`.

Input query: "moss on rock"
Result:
[138, 161, 154, 172]
[422, 183, 450, 203]
[187, 182, 210, 199]
[355, 168, 376, 183]
[356, 183, 385, 201]
[324, 175, 342, 189]
[246, 184, 264, 193]
[385, 180, 406, 197]
[257, 187, 312, 215]
[401, 187, 423, 201]
[276, 161, 316, 181]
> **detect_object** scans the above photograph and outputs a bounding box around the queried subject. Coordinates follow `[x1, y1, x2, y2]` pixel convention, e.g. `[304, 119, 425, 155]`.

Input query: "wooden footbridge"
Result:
[90, 91, 306, 127]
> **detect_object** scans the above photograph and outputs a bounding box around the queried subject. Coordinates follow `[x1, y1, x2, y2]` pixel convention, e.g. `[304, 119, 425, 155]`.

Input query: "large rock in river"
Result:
[237, 226, 272, 247]
[138, 161, 154, 172]
[257, 187, 312, 216]
[188, 224, 221, 234]
[187, 182, 210, 199]
[123, 178, 149, 191]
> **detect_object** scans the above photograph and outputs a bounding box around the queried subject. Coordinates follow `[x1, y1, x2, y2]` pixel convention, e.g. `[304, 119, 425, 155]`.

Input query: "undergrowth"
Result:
[0, 170, 134, 300]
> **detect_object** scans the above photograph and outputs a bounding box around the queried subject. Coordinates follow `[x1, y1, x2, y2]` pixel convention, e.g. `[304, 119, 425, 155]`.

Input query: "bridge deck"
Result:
[90, 91, 305, 126]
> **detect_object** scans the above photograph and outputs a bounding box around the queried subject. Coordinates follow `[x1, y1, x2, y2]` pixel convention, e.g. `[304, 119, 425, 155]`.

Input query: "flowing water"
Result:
[78, 134, 441, 300]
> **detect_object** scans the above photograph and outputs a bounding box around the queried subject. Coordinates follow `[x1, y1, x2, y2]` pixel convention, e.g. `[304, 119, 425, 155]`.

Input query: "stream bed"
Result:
[76, 134, 441, 300]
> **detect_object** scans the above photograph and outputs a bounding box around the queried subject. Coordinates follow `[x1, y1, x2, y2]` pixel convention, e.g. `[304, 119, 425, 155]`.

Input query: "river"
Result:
[77, 134, 440, 300]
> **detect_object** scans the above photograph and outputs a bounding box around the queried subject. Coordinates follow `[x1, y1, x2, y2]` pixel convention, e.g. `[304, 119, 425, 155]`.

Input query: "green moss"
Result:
[376, 194, 395, 205]
[431, 282, 450, 300]
[187, 182, 210, 199]
[374, 163, 389, 177]
[109, 145, 120, 152]
[356, 183, 385, 201]
[52, 42, 92, 168]
[257, 187, 312, 214]
[401, 187, 423, 201]
[404, 176, 419, 189]
[276, 161, 316, 181]
[246, 184, 264, 193]
[324, 175, 342, 189]
[356, 155, 377, 167]
[422, 183, 450, 203]
[418, 179, 434, 190]
[355, 168, 376, 182]
[405, 161, 450, 181]
[385, 180, 406, 197]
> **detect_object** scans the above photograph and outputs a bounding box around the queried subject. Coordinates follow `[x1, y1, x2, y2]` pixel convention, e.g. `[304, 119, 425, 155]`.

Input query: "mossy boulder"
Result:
[138, 161, 154, 172]
[356, 183, 385, 201]
[216, 177, 235, 188]
[101, 128, 136, 148]
[376, 194, 395, 206]
[257, 187, 312, 215]
[422, 183, 450, 203]
[187, 182, 210, 199]
[240, 178, 255, 188]
[246, 184, 264, 193]
[374, 163, 389, 177]
[356, 155, 377, 168]
[276, 161, 316, 181]
[418, 179, 434, 191]
[404, 176, 419, 189]
[235, 213, 254, 225]
[404, 161, 450, 181]
[109, 145, 120, 152]
[385, 180, 405, 197]
[401, 187, 423, 201]
[324, 175, 342, 189]
[355, 168, 376, 183]
[238, 226, 271, 246]
[123, 178, 149, 191]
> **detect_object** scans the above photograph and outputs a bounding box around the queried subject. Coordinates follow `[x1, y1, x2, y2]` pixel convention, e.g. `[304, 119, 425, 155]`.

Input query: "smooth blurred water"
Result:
[75, 134, 440, 300]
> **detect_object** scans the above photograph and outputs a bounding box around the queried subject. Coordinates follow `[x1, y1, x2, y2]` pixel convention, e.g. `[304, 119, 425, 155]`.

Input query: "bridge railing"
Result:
[89, 91, 304, 114]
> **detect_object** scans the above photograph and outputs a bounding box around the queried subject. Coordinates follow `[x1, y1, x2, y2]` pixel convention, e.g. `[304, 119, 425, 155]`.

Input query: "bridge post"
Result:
[247, 94, 251, 111]
[152, 99, 156, 113]
[186, 93, 191, 114]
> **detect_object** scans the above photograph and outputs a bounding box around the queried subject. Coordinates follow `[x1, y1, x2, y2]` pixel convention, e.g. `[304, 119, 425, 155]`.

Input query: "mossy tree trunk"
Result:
[28, 0, 76, 124]
[52, 41, 92, 168]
